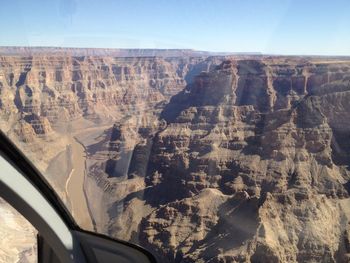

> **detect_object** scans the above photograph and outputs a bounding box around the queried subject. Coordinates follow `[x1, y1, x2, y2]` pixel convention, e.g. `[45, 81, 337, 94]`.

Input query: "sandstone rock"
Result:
[2, 53, 350, 262]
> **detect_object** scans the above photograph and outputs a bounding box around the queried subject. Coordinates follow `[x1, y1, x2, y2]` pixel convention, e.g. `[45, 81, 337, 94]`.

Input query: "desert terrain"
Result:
[1, 47, 350, 262]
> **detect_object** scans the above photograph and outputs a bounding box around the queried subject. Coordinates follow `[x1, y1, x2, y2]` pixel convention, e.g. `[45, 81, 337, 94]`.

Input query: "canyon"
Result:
[1, 48, 350, 262]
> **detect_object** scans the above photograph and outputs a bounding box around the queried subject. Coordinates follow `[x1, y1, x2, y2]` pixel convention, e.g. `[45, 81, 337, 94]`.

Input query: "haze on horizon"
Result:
[1, 0, 350, 56]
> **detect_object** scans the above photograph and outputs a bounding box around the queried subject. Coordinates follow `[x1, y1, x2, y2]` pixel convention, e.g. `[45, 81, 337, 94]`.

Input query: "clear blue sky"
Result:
[1, 0, 350, 55]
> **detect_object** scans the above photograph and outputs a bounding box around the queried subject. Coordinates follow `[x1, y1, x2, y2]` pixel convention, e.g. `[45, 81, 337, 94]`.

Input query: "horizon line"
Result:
[1, 45, 350, 57]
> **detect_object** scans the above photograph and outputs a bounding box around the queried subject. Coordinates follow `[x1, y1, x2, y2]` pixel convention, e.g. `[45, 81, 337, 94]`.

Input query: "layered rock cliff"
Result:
[0, 54, 217, 182]
[0, 52, 221, 260]
[104, 58, 350, 262]
[1, 52, 350, 262]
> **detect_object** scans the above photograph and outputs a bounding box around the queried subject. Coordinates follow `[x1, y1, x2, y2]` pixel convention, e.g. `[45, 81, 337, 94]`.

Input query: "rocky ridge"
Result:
[1, 52, 350, 262]
[105, 58, 350, 262]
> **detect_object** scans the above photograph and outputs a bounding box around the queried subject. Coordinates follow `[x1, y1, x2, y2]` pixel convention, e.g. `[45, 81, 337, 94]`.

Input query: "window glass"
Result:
[1, 1, 350, 262]
[0, 197, 37, 263]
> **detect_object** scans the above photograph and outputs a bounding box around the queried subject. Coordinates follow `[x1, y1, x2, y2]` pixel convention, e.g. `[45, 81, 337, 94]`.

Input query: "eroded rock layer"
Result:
[1, 53, 350, 263]
[106, 58, 350, 262]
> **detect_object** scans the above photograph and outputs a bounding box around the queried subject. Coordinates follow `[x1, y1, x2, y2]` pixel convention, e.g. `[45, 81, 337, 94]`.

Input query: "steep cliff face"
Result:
[0, 55, 196, 124]
[106, 58, 350, 262]
[0, 53, 222, 262]
[0, 52, 222, 255]
[1, 53, 350, 263]
[0, 55, 219, 174]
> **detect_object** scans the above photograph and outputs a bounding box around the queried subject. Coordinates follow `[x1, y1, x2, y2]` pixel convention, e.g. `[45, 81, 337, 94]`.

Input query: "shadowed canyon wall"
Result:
[1, 51, 350, 262]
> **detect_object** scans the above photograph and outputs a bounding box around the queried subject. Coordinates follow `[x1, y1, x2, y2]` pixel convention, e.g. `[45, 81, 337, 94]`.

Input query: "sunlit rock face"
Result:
[0, 55, 199, 124]
[0, 53, 218, 173]
[108, 58, 350, 262]
[0, 198, 37, 263]
[1, 50, 350, 262]
[0, 50, 221, 262]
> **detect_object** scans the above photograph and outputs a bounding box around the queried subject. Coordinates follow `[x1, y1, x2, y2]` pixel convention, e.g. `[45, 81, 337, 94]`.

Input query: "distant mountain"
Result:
[0, 46, 262, 57]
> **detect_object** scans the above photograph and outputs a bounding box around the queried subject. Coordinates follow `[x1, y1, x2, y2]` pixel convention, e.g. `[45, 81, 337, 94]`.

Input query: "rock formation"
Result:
[0, 198, 37, 263]
[1, 49, 350, 262]
[106, 58, 350, 262]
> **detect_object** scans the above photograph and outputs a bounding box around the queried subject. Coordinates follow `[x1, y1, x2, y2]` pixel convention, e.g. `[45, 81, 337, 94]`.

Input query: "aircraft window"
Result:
[0, 197, 37, 263]
[1, 1, 350, 262]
